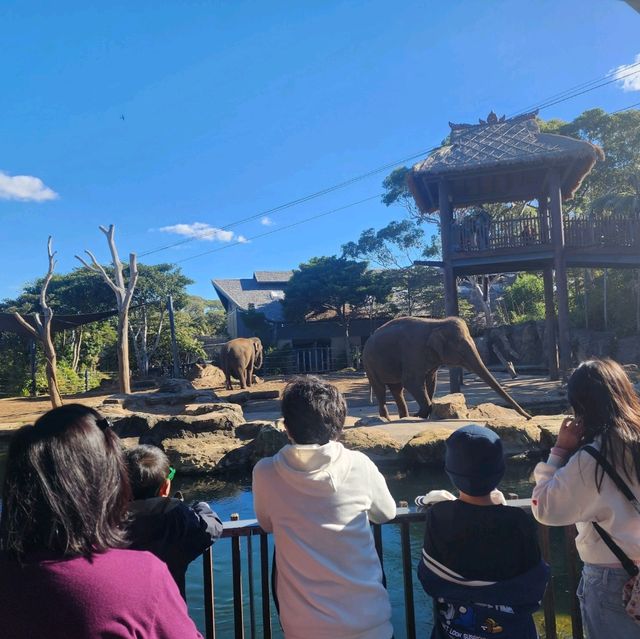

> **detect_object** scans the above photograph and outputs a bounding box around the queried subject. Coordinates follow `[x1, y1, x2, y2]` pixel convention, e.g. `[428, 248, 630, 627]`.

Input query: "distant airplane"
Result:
[120, 114, 125, 121]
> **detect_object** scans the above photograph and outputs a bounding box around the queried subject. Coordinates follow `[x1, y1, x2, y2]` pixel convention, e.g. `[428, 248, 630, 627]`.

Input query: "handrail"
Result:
[200, 499, 584, 639]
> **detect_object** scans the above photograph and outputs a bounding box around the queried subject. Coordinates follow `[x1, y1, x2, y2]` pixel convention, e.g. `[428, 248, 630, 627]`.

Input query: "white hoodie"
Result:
[252, 440, 396, 639]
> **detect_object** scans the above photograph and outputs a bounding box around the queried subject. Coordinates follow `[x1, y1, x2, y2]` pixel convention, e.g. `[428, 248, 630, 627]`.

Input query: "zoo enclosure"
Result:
[201, 501, 583, 639]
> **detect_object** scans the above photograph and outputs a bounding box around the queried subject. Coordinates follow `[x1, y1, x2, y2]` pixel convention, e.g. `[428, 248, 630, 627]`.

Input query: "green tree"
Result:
[283, 256, 391, 361]
[502, 274, 545, 323]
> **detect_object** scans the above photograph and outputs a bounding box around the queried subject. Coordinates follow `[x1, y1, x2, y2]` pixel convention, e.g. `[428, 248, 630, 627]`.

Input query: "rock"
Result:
[118, 436, 141, 450]
[248, 389, 280, 400]
[142, 408, 245, 445]
[401, 428, 455, 466]
[354, 416, 388, 427]
[226, 391, 251, 405]
[537, 416, 570, 450]
[163, 433, 252, 475]
[187, 364, 227, 389]
[102, 397, 123, 406]
[236, 420, 275, 440]
[466, 403, 524, 423]
[251, 426, 290, 461]
[131, 380, 157, 391]
[482, 421, 542, 457]
[184, 402, 243, 417]
[252, 375, 264, 385]
[431, 394, 468, 420]
[159, 378, 196, 393]
[340, 428, 402, 464]
[111, 413, 158, 438]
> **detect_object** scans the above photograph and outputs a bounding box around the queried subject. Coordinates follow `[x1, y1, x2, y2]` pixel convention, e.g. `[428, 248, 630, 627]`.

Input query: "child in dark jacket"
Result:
[418, 425, 549, 639]
[125, 445, 223, 599]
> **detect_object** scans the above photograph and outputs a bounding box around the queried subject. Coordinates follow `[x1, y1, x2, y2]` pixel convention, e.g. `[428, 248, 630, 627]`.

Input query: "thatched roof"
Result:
[408, 111, 603, 213]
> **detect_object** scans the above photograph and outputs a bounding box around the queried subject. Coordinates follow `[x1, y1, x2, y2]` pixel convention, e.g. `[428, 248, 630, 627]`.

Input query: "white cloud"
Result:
[237, 235, 249, 244]
[612, 54, 640, 92]
[160, 222, 236, 242]
[0, 171, 58, 201]
[260, 216, 274, 226]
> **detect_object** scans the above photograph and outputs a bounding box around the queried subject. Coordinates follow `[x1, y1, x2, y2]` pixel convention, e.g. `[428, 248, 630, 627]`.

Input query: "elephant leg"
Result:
[238, 369, 247, 389]
[246, 364, 253, 387]
[425, 369, 438, 402]
[388, 383, 409, 419]
[225, 370, 233, 391]
[370, 379, 390, 421]
[404, 377, 432, 419]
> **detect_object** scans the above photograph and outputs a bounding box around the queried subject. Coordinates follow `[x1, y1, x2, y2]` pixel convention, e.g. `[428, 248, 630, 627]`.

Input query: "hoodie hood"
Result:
[273, 441, 352, 496]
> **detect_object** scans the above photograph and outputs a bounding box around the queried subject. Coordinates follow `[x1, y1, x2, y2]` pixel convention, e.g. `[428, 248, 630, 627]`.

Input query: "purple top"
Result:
[0, 548, 203, 639]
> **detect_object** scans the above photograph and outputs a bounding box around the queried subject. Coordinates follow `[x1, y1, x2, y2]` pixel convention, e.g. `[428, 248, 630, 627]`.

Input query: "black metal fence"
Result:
[201, 501, 583, 639]
[262, 347, 352, 376]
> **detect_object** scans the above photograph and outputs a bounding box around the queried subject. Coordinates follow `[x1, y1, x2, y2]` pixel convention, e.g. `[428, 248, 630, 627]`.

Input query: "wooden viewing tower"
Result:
[408, 111, 640, 390]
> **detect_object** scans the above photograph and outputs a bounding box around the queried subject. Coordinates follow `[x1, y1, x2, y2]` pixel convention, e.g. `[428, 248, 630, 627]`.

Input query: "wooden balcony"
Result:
[450, 212, 640, 274]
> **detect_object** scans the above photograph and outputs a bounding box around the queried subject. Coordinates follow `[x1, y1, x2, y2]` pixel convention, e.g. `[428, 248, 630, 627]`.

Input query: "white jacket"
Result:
[532, 442, 640, 565]
[252, 440, 396, 639]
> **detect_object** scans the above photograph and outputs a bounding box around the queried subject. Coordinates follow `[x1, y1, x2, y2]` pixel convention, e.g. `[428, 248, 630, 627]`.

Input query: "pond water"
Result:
[0, 443, 572, 638]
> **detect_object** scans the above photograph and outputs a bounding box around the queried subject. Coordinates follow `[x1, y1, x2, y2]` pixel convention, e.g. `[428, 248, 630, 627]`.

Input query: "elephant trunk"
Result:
[463, 344, 531, 419]
[255, 350, 263, 370]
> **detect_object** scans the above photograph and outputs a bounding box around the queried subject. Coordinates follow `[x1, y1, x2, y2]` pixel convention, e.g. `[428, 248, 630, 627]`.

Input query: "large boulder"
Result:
[466, 403, 523, 423]
[187, 363, 227, 389]
[401, 428, 454, 466]
[236, 420, 275, 440]
[340, 428, 402, 464]
[163, 433, 252, 475]
[159, 378, 196, 393]
[184, 402, 244, 417]
[251, 425, 289, 462]
[431, 394, 468, 420]
[111, 413, 158, 438]
[142, 407, 245, 445]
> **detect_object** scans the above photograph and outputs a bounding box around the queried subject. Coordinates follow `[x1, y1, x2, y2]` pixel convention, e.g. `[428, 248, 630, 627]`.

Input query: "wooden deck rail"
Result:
[450, 212, 640, 254]
[201, 500, 584, 639]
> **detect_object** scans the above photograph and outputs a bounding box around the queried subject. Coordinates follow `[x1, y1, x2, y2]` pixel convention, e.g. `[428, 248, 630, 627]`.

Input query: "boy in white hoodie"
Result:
[252, 376, 396, 639]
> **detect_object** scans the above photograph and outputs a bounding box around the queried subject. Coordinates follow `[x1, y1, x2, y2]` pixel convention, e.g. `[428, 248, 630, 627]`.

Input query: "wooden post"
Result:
[29, 339, 37, 397]
[167, 295, 181, 378]
[548, 172, 571, 376]
[543, 268, 559, 380]
[439, 179, 461, 392]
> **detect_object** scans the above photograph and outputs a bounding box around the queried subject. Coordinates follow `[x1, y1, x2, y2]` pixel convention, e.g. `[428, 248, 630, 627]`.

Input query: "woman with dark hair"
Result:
[0, 404, 202, 639]
[532, 359, 640, 637]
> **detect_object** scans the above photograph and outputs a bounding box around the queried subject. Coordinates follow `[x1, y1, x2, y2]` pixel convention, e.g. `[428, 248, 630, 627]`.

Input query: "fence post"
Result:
[167, 295, 181, 378]
[84, 370, 89, 393]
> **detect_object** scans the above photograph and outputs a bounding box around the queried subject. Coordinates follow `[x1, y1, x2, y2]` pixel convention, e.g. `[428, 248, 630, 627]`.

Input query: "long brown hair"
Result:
[568, 358, 640, 489]
[0, 404, 131, 560]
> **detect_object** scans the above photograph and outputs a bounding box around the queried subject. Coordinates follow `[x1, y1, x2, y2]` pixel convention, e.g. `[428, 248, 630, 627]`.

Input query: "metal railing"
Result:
[201, 500, 584, 639]
[262, 347, 352, 376]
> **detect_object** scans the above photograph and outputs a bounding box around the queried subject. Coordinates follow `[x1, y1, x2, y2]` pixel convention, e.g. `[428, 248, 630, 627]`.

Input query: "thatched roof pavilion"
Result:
[407, 111, 602, 212]
[407, 111, 607, 385]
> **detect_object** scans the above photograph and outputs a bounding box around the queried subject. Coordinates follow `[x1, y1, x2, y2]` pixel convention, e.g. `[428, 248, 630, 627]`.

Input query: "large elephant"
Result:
[362, 316, 530, 420]
[220, 337, 263, 390]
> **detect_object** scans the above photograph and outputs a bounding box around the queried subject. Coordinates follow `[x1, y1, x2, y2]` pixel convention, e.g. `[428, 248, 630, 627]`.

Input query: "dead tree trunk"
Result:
[14, 237, 63, 408]
[76, 224, 138, 394]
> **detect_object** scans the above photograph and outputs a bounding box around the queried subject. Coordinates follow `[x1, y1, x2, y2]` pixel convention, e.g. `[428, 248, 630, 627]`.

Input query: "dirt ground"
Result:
[0, 370, 566, 435]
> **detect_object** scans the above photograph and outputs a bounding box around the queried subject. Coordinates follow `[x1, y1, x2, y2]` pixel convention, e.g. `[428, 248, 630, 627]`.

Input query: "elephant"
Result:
[362, 316, 530, 420]
[220, 337, 263, 390]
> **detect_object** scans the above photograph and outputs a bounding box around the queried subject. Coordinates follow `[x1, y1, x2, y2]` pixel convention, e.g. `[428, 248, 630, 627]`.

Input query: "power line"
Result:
[611, 100, 640, 114]
[138, 147, 438, 257]
[141, 63, 640, 262]
[174, 194, 381, 264]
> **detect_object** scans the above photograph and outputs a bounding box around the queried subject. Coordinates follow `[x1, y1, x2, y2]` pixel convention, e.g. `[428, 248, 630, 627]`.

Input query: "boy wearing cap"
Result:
[418, 425, 549, 639]
[124, 444, 223, 599]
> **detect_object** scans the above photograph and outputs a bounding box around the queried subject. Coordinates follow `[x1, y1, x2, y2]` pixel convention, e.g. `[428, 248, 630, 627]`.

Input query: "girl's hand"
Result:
[556, 416, 584, 452]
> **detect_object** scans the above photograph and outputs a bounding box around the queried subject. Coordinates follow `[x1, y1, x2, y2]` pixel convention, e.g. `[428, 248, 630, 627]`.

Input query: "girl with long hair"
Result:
[532, 358, 640, 637]
[0, 404, 202, 639]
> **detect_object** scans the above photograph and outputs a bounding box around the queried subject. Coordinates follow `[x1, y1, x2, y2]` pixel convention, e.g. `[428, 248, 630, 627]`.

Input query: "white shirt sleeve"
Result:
[366, 459, 397, 524]
[252, 461, 273, 533]
[532, 448, 598, 526]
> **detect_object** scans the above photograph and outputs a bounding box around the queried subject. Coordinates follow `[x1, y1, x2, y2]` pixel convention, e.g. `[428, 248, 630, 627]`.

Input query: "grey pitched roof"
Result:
[212, 278, 287, 322]
[253, 271, 293, 283]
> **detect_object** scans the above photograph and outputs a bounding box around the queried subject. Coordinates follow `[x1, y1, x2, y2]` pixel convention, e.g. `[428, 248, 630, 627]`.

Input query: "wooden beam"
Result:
[543, 268, 559, 380]
[549, 172, 571, 376]
[439, 179, 461, 393]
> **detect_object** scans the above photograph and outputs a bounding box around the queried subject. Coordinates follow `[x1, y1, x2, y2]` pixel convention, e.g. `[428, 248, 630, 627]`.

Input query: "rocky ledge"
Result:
[111, 391, 566, 476]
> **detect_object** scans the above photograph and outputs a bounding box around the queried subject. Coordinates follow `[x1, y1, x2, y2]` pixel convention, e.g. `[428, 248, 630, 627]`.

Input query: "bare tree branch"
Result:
[13, 312, 38, 338]
[75, 250, 120, 297]
[100, 224, 126, 292]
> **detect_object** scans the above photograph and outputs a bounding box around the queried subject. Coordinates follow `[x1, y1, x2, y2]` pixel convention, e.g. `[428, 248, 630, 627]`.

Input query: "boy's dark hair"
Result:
[0, 404, 131, 560]
[281, 376, 346, 445]
[124, 445, 171, 500]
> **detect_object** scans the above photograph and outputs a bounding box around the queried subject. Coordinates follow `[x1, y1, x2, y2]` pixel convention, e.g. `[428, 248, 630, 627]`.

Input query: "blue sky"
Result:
[1, 0, 639, 302]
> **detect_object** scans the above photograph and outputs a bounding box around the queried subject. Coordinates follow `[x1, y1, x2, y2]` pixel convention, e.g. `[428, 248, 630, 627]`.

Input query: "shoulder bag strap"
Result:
[582, 445, 640, 577]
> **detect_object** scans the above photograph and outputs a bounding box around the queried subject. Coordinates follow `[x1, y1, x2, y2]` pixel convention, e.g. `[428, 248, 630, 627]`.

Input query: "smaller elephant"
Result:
[220, 337, 263, 390]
